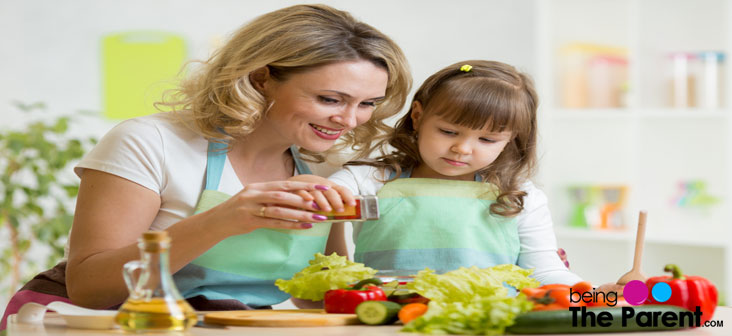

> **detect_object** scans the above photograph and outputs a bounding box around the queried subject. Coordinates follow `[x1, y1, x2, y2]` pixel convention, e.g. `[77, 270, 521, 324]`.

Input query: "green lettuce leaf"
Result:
[403, 296, 534, 335]
[274, 252, 377, 301]
[403, 264, 539, 335]
[408, 265, 539, 303]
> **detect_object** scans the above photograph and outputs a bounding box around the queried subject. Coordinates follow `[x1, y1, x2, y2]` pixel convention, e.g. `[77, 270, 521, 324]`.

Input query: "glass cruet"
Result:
[115, 231, 197, 332]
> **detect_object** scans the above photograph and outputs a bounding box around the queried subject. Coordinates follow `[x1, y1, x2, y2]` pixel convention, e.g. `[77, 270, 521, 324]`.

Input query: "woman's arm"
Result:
[66, 170, 242, 308]
[66, 170, 327, 309]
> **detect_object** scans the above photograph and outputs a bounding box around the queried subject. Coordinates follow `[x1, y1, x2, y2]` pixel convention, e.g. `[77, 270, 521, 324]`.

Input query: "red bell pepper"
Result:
[324, 278, 386, 314]
[645, 264, 718, 324]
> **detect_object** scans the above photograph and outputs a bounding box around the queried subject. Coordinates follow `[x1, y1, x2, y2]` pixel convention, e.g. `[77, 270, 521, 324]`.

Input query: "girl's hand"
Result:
[210, 180, 331, 234]
[558, 248, 570, 269]
[288, 174, 357, 213]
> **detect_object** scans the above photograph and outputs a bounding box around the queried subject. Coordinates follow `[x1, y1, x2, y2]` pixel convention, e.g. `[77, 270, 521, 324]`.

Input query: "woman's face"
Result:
[258, 60, 389, 152]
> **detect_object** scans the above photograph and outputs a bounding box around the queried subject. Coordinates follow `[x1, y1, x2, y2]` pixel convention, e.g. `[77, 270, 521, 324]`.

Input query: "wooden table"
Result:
[6, 307, 732, 335]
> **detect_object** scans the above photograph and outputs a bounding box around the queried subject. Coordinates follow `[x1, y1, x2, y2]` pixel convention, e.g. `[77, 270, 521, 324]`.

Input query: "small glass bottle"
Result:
[115, 231, 197, 332]
[695, 51, 725, 109]
[668, 52, 696, 108]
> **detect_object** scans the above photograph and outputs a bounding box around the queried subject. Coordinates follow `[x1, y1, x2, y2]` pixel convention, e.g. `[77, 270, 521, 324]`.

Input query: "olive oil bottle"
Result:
[115, 231, 197, 332]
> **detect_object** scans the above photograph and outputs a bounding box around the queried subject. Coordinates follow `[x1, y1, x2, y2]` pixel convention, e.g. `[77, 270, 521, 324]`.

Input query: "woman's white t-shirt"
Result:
[74, 112, 249, 231]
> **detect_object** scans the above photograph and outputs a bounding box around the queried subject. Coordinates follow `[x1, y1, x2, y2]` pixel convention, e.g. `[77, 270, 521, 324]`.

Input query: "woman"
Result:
[63, 4, 410, 311]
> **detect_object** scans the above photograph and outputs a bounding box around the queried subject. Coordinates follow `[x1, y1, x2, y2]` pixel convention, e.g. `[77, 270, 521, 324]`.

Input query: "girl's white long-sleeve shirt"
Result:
[329, 165, 584, 286]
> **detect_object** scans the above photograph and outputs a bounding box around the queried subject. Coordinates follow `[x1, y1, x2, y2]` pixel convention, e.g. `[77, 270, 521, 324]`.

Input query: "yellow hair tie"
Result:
[460, 64, 473, 72]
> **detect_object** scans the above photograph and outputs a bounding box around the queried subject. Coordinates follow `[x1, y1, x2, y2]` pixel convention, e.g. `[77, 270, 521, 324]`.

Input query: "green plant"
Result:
[0, 102, 97, 295]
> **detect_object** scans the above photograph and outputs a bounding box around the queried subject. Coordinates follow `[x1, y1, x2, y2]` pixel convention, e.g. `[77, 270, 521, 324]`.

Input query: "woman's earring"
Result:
[263, 100, 275, 116]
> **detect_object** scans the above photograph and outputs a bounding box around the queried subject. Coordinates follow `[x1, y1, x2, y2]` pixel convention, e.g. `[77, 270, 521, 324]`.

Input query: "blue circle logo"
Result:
[651, 282, 672, 302]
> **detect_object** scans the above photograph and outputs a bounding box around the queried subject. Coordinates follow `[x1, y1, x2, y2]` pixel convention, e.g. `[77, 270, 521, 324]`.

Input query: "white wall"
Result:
[0, 0, 538, 314]
[0, 0, 537, 119]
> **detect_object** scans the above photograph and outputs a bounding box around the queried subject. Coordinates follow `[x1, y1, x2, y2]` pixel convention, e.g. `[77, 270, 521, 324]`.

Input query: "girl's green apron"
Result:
[354, 170, 520, 271]
[173, 142, 331, 307]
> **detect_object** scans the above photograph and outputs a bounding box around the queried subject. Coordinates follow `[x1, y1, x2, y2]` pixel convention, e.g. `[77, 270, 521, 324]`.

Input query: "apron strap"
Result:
[387, 167, 412, 180]
[290, 145, 312, 175]
[204, 142, 312, 191]
[204, 141, 229, 191]
[387, 167, 482, 181]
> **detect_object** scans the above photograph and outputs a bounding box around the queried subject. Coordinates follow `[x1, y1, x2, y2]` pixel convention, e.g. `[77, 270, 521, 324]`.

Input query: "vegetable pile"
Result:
[275, 256, 542, 334]
[274, 253, 377, 301]
[323, 278, 386, 314]
[401, 265, 539, 335]
[276, 256, 719, 334]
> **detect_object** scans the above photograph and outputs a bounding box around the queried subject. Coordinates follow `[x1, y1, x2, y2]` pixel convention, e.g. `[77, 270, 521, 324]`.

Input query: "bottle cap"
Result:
[142, 231, 169, 242]
[140, 232, 171, 252]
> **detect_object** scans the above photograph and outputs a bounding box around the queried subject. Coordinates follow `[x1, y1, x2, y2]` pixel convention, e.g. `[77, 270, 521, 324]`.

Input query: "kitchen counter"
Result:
[6, 307, 732, 335]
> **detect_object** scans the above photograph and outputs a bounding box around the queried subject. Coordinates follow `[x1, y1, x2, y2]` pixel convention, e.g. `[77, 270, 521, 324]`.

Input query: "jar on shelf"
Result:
[559, 43, 628, 108]
[587, 55, 629, 108]
[668, 52, 696, 108]
[695, 51, 725, 109]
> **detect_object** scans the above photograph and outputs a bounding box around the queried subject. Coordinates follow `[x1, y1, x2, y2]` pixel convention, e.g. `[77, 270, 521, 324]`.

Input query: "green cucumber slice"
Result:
[356, 300, 401, 325]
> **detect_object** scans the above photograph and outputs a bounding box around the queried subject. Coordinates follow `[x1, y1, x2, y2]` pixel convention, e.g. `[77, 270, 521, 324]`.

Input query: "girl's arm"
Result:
[325, 222, 348, 257]
[66, 170, 325, 309]
[515, 183, 584, 285]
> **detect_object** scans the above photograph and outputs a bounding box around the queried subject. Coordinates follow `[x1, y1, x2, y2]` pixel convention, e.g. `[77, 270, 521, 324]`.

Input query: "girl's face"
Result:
[255, 60, 388, 152]
[411, 103, 512, 180]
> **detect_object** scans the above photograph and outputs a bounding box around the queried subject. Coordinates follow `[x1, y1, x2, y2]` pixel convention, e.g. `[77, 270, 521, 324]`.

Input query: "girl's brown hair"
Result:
[355, 60, 538, 217]
[159, 4, 411, 162]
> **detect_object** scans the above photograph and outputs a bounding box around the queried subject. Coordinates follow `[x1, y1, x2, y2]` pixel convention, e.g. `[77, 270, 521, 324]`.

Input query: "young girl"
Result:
[301, 60, 581, 285]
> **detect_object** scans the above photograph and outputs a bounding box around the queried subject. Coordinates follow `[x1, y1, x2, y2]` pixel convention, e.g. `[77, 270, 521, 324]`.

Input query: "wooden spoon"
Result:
[616, 210, 648, 285]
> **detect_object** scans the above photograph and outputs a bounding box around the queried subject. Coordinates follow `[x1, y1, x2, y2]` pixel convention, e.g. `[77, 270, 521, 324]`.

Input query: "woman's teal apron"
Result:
[173, 142, 331, 307]
[354, 170, 520, 272]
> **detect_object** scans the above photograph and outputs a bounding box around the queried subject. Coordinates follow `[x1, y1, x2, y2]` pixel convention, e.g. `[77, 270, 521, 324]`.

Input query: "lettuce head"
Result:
[275, 253, 377, 301]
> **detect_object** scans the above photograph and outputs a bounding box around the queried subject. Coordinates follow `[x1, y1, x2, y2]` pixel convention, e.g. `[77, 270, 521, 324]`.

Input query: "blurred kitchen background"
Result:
[1, 0, 730, 314]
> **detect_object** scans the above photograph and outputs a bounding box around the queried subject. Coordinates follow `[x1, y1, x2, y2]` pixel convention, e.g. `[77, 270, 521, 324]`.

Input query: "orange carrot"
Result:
[520, 287, 544, 297]
[398, 303, 428, 324]
[571, 281, 594, 295]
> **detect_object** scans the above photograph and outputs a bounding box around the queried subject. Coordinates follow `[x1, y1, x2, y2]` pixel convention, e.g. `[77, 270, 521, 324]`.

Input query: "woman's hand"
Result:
[208, 180, 334, 235]
[288, 174, 356, 213]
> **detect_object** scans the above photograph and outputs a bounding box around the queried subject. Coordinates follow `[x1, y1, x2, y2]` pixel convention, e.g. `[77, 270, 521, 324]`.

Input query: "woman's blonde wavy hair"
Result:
[159, 4, 411, 162]
[352, 60, 539, 217]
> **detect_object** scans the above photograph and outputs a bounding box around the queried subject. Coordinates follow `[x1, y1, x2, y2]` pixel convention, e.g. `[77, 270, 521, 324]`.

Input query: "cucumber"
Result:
[355, 300, 402, 325]
[507, 305, 694, 334]
[388, 292, 430, 305]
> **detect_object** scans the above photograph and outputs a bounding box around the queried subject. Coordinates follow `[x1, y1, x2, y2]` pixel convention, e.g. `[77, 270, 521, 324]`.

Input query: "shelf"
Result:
[554, 227, 728, 248]
[638, 108, 728, 119]
[644, 234, 727, 248]
[547, 108, 729, 120]
[542, 0, 732, 298]
[548, 108, 634, 120]
[554, 227, 632, 242]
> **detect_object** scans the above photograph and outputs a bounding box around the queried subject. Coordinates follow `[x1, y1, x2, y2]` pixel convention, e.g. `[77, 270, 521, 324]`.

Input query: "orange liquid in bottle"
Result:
[115, 298, 197, 332]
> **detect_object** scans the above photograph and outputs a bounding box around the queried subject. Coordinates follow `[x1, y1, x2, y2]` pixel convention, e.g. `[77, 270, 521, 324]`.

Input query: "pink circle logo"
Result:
[623, 280, 648, 306]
